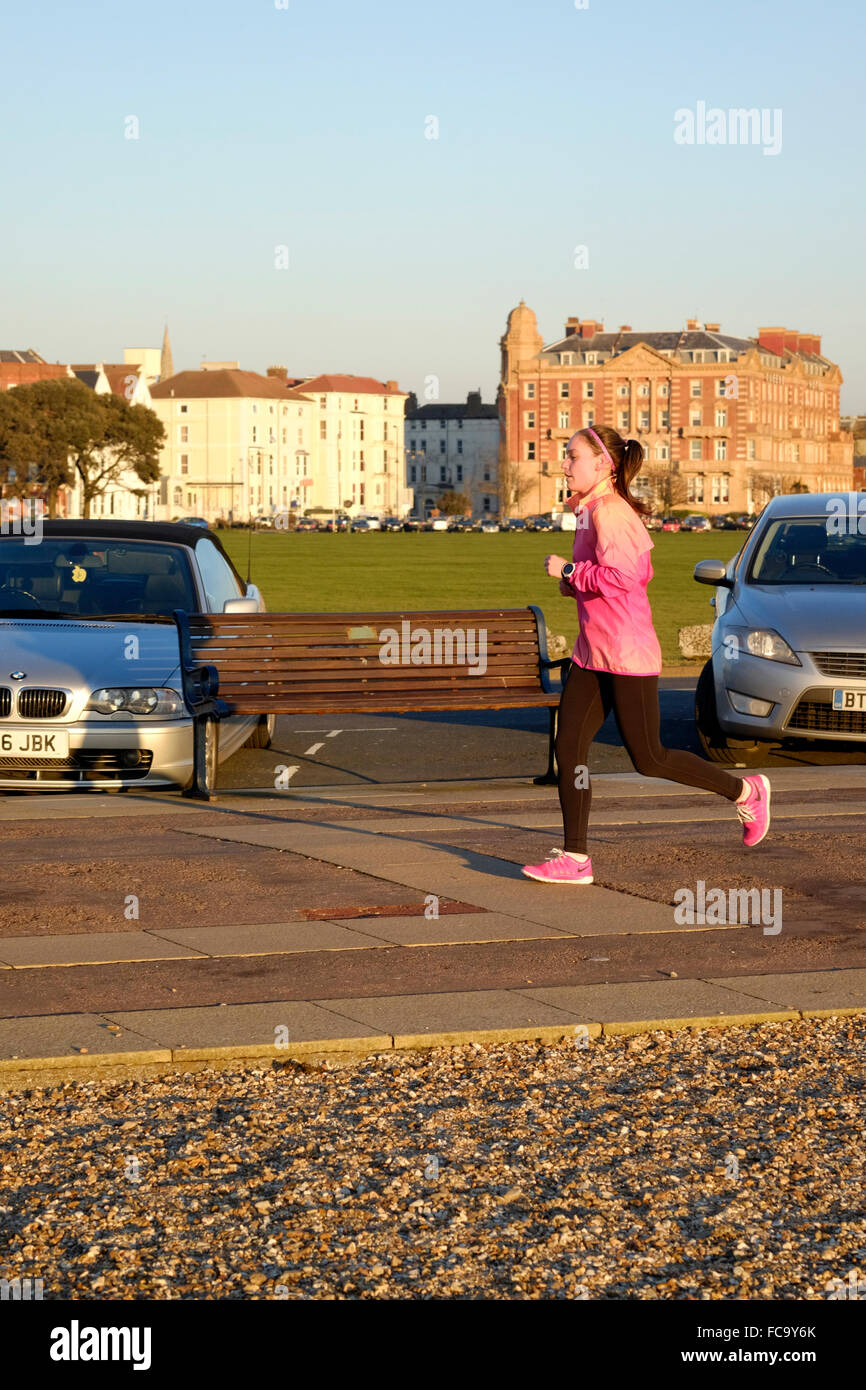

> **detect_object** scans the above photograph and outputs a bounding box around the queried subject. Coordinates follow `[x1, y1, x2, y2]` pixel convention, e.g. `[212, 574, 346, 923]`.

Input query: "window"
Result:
[440, 465, 446, 482]
[716, 379, 728, 395]
[715, 408, 727, 427]
[747, 439, 756, 460]
[410, 466, 417, 482]
[618, 411, 629, 430]
[179, 426, 189, 443]
[687, 474, 705, 502]
[658, 382, 669, 397]
[359, 484, 365, 504]
[711, 474, 730, 503]
[561, 353, 574, 365]
[282, 429, 287, 444]
[526, 412, 535, 429]
[690, 380, 702, 397]
[527, 442, 536, 461]
[559, 382, 570, 398]
[173, 486, 182, 506]
[252, 427, 257, 442]
[456, 464, 463, 482]
[456, 440, 463, 454]
[714, 438, 727, 461]
[195, 539, 243, 611]
[354, 398, 359, 410]
[440, 440, 446, 454]
[558, 411, 570, 429]
[585, 353, 598, 366]
[319, 396, 327, 409]
[180, 454, 189, 475]
[659, 411, 669, 429]
[690, 408, 702, 426]
[421, 420, 427, 430]
[525, 382, 535, 399]
[252, 404, 258, 414]
[319, 421, 327, 439]
[359, 452, 365, 471]
[180, 404, 188, 414]
[617, 383, 629, 397]
[639, 411, 650, 429]
[637, 383, 649, 397]
[421, 465, 427, 482]
[584, 409, 595, 427]
[584, 381, 594, 398]
[657, 442, 670, 460]
[690, 439, 703, 460]
[359, 420, 365, 440]
[439, 419, 445, 429]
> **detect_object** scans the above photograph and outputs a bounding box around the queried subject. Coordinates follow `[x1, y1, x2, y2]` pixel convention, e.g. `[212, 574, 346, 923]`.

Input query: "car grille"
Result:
[0, 688, 10, 717]
[16, 689, 67, 718]
[787, 692, 866, 736]
[810, 651, 866, 678]
[0, 750, 154, 778]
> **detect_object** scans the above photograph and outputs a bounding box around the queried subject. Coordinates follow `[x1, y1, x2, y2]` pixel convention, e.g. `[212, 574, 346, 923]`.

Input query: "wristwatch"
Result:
[561, 562, 576, 580]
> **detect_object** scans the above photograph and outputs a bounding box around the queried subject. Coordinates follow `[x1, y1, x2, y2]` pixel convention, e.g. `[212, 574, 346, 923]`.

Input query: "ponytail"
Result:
[580, 426, 650, 516]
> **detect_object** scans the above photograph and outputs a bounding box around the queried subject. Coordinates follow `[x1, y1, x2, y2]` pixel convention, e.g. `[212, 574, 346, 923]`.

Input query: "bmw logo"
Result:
[10, 672, 26, 680]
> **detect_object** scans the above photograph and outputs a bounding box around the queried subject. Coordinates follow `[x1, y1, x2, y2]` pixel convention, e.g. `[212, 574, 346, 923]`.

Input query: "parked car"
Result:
[176, 516, 210, 529]
[380, 516, 403, 531]
[661, 517, 682, 531]
[503, 517, 527, 532]
[479, 520, 500, 533]
[693, 492, 866, 764]
[361, 515, 382, 530]
[322, 514, 350, 532]
[429, 517, 450, 531]
[712, 515, 740, 530]
[350, 518, 373, 532]
[644, 515, 663, 531]
[295, 517, 319, 531]
[682, 514, 712, 532]
[447, 515, 472, 532]
[525, 514, 554, 532]
[0, 520, 273, 792]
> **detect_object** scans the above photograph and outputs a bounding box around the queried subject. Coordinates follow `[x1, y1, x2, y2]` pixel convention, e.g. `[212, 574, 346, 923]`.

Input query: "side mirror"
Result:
[223, 596, 260, 614]
[694, 559, 733, 588]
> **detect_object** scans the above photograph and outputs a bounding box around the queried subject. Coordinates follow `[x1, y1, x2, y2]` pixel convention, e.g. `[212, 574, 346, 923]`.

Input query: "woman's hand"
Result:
[545, 554, 568, 579]
[558, 578, 572, 597]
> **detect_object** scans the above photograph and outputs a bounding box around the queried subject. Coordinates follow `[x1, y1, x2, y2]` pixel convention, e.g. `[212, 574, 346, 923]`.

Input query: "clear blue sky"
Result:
[2, 0, 864, 410]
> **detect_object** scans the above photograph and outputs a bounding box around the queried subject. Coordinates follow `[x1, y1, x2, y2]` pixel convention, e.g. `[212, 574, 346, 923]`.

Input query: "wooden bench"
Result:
[172, 606, 570, 798]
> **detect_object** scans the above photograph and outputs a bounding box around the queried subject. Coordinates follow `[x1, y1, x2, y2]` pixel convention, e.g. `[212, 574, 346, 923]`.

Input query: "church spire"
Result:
[160, 324, 174, 381]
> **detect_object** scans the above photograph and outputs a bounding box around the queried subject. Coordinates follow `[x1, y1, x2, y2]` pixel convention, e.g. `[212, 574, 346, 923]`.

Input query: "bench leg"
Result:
[533, 707, 559, 786]
[183, 714, 218, 801]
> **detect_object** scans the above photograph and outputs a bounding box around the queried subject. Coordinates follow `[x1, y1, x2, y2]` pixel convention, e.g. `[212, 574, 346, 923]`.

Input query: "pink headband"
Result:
[586, 427, 618, 473]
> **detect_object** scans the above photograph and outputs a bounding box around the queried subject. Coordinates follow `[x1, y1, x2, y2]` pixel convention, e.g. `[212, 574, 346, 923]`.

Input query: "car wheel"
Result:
[695, 660, 770, 767]
[183, 716, 220, 796]
[245, 713, 275, 749]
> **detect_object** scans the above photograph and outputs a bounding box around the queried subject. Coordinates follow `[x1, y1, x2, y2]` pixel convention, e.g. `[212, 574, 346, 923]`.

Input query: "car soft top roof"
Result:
[27, 521, 213, 546]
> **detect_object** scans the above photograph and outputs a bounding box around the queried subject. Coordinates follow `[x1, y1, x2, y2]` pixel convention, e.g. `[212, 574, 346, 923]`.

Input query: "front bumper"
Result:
[0, 719, 194, 790]
[714, 649, 866, 743]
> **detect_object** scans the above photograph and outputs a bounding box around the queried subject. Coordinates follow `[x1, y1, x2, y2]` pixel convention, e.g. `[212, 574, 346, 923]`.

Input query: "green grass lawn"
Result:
[215, 529, 743, 668]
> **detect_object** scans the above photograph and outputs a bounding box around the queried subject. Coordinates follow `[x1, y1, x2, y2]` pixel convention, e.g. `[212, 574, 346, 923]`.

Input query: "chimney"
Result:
[757, 328, 788, 356]
[267, 365, 287, 378]
[466, 389, 482, 414]
[686, 318, 703, 331]
[385, 379, 398, 391]
[565, 315, 581, 337]
[705, 322, 720, 332]
[799, 333, 822, 357]
[579, 319, 603, 338]
[619, 324, 632, 333]
[783, 330, 800, 354]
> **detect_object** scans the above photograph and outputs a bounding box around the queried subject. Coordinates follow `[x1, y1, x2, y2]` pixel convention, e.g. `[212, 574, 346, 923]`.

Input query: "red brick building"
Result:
[498, 303, 853, 516]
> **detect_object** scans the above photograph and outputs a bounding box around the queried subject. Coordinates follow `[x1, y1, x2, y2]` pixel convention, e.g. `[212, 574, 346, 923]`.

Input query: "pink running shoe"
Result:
[522, 849, 593, 884]
[736, 774, 771, 846]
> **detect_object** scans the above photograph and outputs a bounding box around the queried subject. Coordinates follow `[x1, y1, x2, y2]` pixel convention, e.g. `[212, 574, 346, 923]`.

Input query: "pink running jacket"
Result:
[562, 481, 663, 676]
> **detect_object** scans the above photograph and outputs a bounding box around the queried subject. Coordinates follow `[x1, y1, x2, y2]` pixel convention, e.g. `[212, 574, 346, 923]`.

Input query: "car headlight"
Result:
[723, 627, 801, 665]
[86, 687, 185, 716]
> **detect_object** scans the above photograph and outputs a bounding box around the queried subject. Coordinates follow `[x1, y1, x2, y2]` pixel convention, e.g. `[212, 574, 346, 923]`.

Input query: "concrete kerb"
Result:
[1, 1008, 863, 1090]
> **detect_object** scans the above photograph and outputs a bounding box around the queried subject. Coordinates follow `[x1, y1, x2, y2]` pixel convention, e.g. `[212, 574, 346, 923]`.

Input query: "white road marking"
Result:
[327, 730, 342, 738]
[291, 727, 397, 733]
[304, 743, 325, 756]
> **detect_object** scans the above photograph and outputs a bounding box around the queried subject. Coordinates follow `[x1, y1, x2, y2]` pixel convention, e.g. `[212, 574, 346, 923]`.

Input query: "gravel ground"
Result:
[2, 1016, 864, 1300]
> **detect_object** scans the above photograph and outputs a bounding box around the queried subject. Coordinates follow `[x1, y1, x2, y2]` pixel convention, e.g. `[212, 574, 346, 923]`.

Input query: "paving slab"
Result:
[514, 979, 800, 1032]
[0, 1012, 171, 1069]
[0, 931, 208, 969]
[308, 988, 598, 1048]
[707, 968, 866, 1016]
[105, 1000, 391, 1056]
[327, 911, 574, 946]
[147, 920, 392, 956]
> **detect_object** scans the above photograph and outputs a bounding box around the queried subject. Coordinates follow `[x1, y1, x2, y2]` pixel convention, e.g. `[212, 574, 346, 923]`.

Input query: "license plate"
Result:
[832, 688, 866, 712]
[0, 727, 70, 756]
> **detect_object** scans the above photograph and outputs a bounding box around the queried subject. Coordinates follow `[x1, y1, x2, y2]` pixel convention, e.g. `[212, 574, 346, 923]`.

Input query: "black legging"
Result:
[555, 663, 744, 855]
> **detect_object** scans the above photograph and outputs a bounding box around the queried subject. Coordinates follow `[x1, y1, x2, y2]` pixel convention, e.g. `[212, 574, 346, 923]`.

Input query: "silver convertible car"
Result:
[693, 492, 866, 764]
[0, 521, 273, 790]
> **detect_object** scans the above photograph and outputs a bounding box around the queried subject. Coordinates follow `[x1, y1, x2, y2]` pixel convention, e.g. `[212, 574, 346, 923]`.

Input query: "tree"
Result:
[437, 490, 471, 515]
[643, 463, 689, 512]
[0, 389, 43, 505]
[3, 378, 165, 518]
[494, 445, 534, 516]
[750, 472, 782, 509]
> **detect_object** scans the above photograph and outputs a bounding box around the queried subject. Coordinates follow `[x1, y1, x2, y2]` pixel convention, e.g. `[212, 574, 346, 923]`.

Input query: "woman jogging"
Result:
[522, 425, 770, 885]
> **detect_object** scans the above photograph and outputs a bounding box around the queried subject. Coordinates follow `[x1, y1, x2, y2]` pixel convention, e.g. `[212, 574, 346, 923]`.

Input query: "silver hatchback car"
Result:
[693, 492, 866, 764]
[0, 521, 272, 791]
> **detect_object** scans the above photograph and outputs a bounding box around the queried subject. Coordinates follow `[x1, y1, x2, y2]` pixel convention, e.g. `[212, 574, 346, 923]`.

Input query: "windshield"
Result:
[0, 538, 199, 617]
[749, 517, 866, 585]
